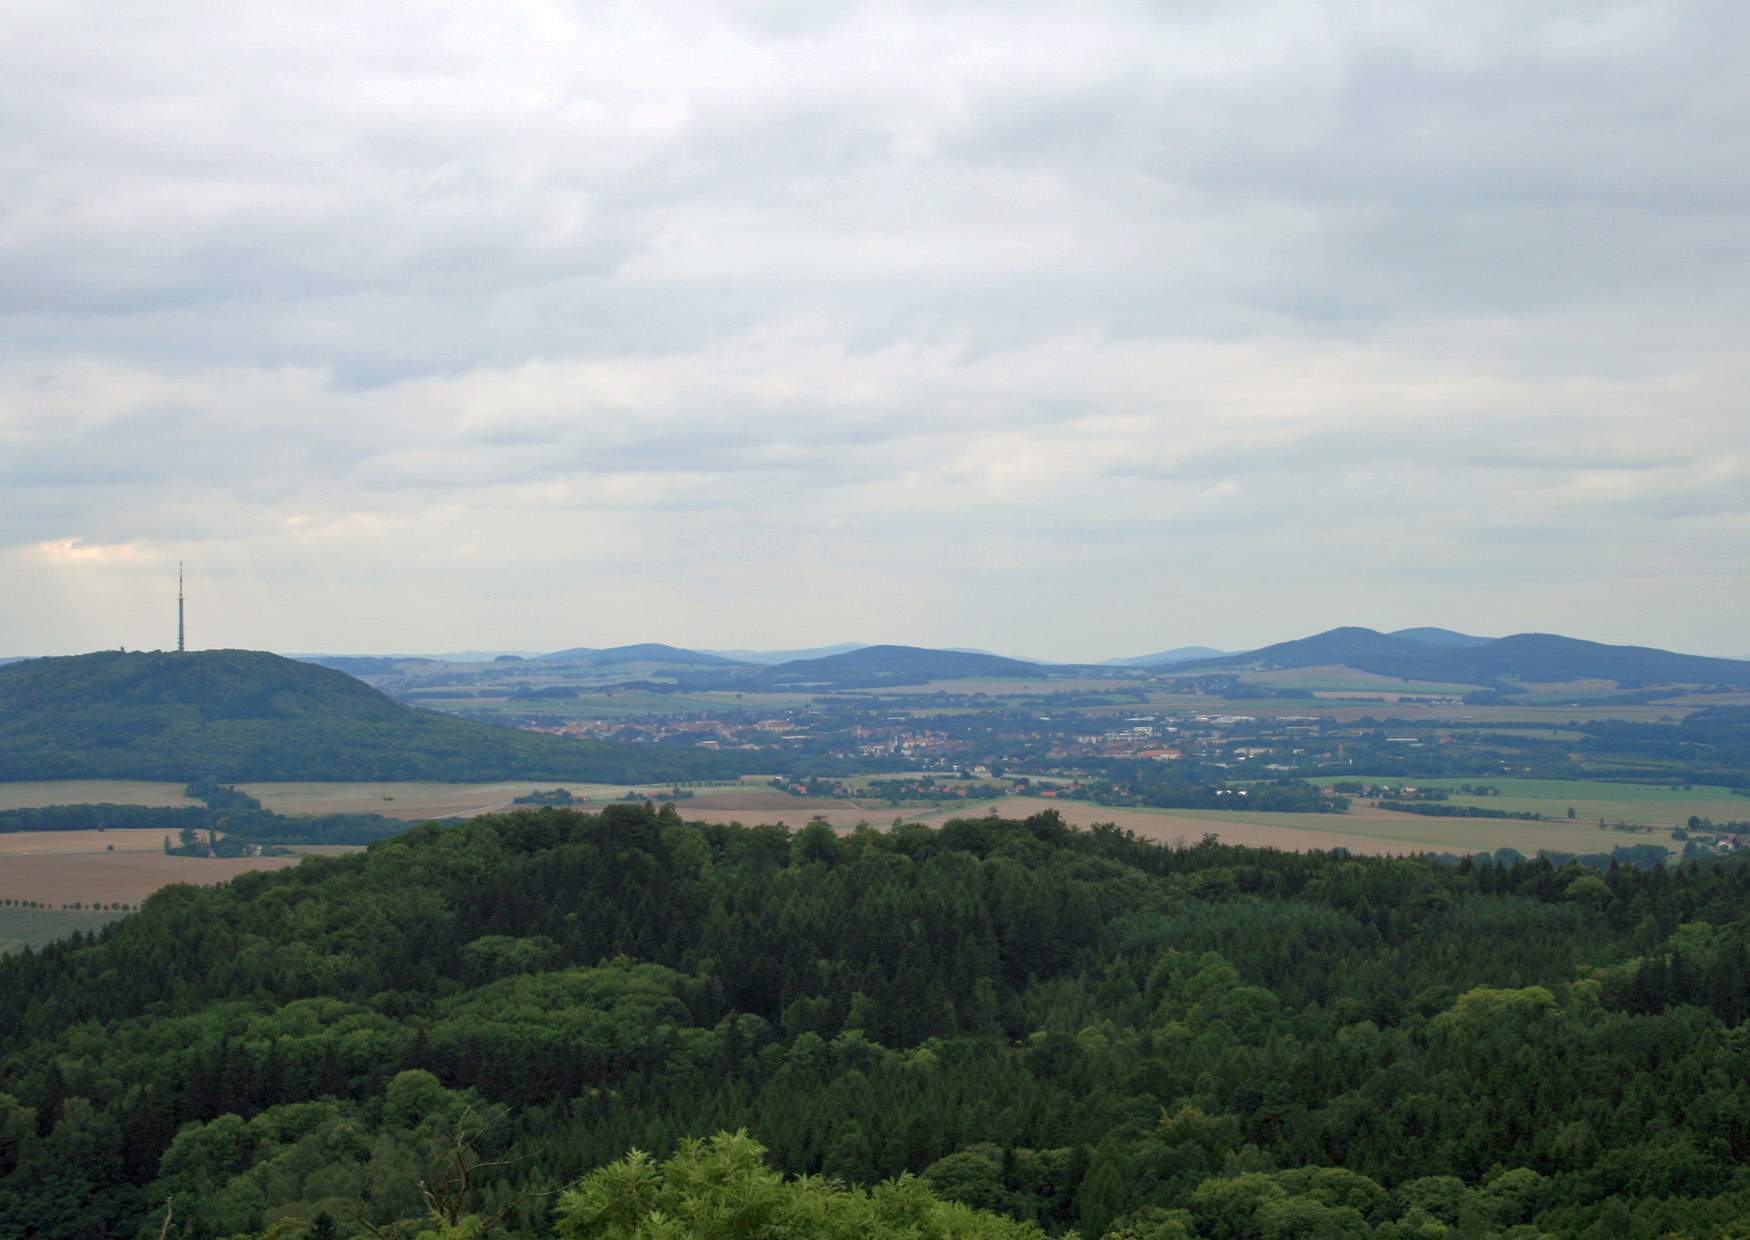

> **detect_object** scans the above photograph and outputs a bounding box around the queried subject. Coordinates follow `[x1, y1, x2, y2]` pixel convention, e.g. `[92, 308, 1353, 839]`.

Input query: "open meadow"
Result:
[0, 780, 199, 810]
[0, 906, 123, 955]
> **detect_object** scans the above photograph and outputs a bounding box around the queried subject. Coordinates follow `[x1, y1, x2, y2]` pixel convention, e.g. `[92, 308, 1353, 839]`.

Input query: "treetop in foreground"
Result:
[0, 804, 1746, 1237]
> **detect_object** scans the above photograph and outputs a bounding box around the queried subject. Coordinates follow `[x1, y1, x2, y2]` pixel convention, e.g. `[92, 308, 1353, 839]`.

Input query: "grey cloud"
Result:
[1, 0, 1746, 656]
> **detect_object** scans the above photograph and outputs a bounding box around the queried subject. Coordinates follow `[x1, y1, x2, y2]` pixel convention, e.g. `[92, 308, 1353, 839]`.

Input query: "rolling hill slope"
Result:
[1108, 646, 1228, 667]
[1176, 626, 1750, 687]
[759, 644, 1040, 688]
[537, 643, 750, 668]
[0, 649, 743, 782]
[1389, 627, 1492, 648]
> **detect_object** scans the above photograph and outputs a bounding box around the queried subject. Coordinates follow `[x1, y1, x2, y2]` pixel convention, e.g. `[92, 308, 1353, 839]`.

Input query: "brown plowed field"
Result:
[0, 851, 302, 905]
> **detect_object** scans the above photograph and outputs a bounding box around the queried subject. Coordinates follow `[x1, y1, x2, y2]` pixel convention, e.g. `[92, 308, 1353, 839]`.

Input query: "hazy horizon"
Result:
[4, 3, 1746, 658]
[7, 623, 1749, 668]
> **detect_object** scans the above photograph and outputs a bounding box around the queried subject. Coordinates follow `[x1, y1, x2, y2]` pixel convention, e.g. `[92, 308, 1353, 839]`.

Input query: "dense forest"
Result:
[1, 806, 1747, 1237]
[0, 651, 742, 783]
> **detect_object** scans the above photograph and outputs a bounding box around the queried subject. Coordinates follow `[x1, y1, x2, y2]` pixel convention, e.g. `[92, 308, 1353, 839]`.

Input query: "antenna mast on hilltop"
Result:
[178, 563, 185, 653]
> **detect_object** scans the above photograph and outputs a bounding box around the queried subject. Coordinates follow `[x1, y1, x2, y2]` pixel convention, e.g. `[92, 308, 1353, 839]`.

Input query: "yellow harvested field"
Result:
[901, 797, 1679, 858]
[0, 781, 198, 810]
[0, 829, 188, 856]
[680, 793, 894, 830]
[0, 851, 302, 905]
[234, 781, 700, 820]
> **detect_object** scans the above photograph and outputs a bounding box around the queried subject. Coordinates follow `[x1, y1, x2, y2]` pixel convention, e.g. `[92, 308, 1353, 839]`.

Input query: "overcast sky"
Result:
[3, 1, 1746, 660]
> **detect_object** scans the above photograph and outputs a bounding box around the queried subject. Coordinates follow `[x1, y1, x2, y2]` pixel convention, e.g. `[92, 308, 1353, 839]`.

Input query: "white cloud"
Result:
[0, 0, 1746, 657]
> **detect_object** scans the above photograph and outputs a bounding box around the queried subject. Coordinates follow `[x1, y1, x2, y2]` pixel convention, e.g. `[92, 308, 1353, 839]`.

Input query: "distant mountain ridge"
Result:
[1174, 627, 1750, 686]
[1108, 646, 1228, 667]
[537, 643, 750, 668]
[0, 649, 741, 782]
[703, 643, 868, 665]
[1389, 627, 1492, 648]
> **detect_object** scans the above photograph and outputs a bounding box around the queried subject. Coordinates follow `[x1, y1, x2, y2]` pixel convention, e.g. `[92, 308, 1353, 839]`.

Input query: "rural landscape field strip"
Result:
[0, 780, 200, 811]
[0, 828, 187, 855]
[908, 797, 1679, 857]
[0, 906, 122, 955]
[1338, 775, 1741, 827]
[0, 850, 302, 905]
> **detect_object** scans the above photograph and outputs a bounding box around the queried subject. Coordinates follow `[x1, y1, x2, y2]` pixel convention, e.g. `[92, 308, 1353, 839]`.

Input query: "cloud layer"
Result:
[3, 1, 1746, 657]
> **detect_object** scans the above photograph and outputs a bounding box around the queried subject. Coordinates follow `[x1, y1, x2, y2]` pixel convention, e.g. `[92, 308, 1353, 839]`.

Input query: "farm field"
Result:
[845, 677, 1130, 696]
[1239, 665, 1479, 694]
[0, 906, 123, 955]
[0, 779, 767, 822]
[233, 780, 749, 820]
[1335, 776, 1745, 828]
[677, 792, 902, 830]
[0, 780, 199, 810]
[0, 829, 184, 855]
[442, 689, 815, 719]
[1117, 695, 1697, 723]
[0, 850, 302, 906]
[904, 796, 1678, 858]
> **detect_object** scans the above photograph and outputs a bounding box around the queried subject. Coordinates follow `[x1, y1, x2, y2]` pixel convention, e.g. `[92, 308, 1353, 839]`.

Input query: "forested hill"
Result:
[759, 644, 1040, 687]
[0, 649, 741, 782]
[2, 805, 1746, 1237]
[1181, 626, 1750, 686]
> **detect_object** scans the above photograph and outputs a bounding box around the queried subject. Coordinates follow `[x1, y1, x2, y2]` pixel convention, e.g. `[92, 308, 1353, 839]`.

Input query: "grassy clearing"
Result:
[0, 906, 123, 954]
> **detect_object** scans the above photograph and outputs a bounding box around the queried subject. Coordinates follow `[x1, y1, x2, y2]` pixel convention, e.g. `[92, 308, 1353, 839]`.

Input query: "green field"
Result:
[0, 780, 201, 810]
[1337, 776, 1745, 828]
[1239, 667, 1481, 694]
[0, 906, 122, 955]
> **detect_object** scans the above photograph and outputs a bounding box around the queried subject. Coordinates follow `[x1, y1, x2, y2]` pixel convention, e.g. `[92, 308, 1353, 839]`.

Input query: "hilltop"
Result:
[1389, 626, 1492, 648]
[759, 643, 1039, 688]
[1175, 626, 1750, 687]
[0, 649, 741, 782]
[1107, 645, 1228, 667]
[536, 643, 750, 667]
[703, 642, 868, 664]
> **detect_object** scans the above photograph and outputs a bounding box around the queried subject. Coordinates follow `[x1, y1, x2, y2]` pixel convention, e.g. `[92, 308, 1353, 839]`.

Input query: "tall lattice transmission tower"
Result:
[177, 563, 186, 653]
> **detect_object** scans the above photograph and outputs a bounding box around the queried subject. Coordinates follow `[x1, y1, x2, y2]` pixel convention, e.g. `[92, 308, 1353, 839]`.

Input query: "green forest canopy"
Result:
[0, 806, 1746, 1238]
